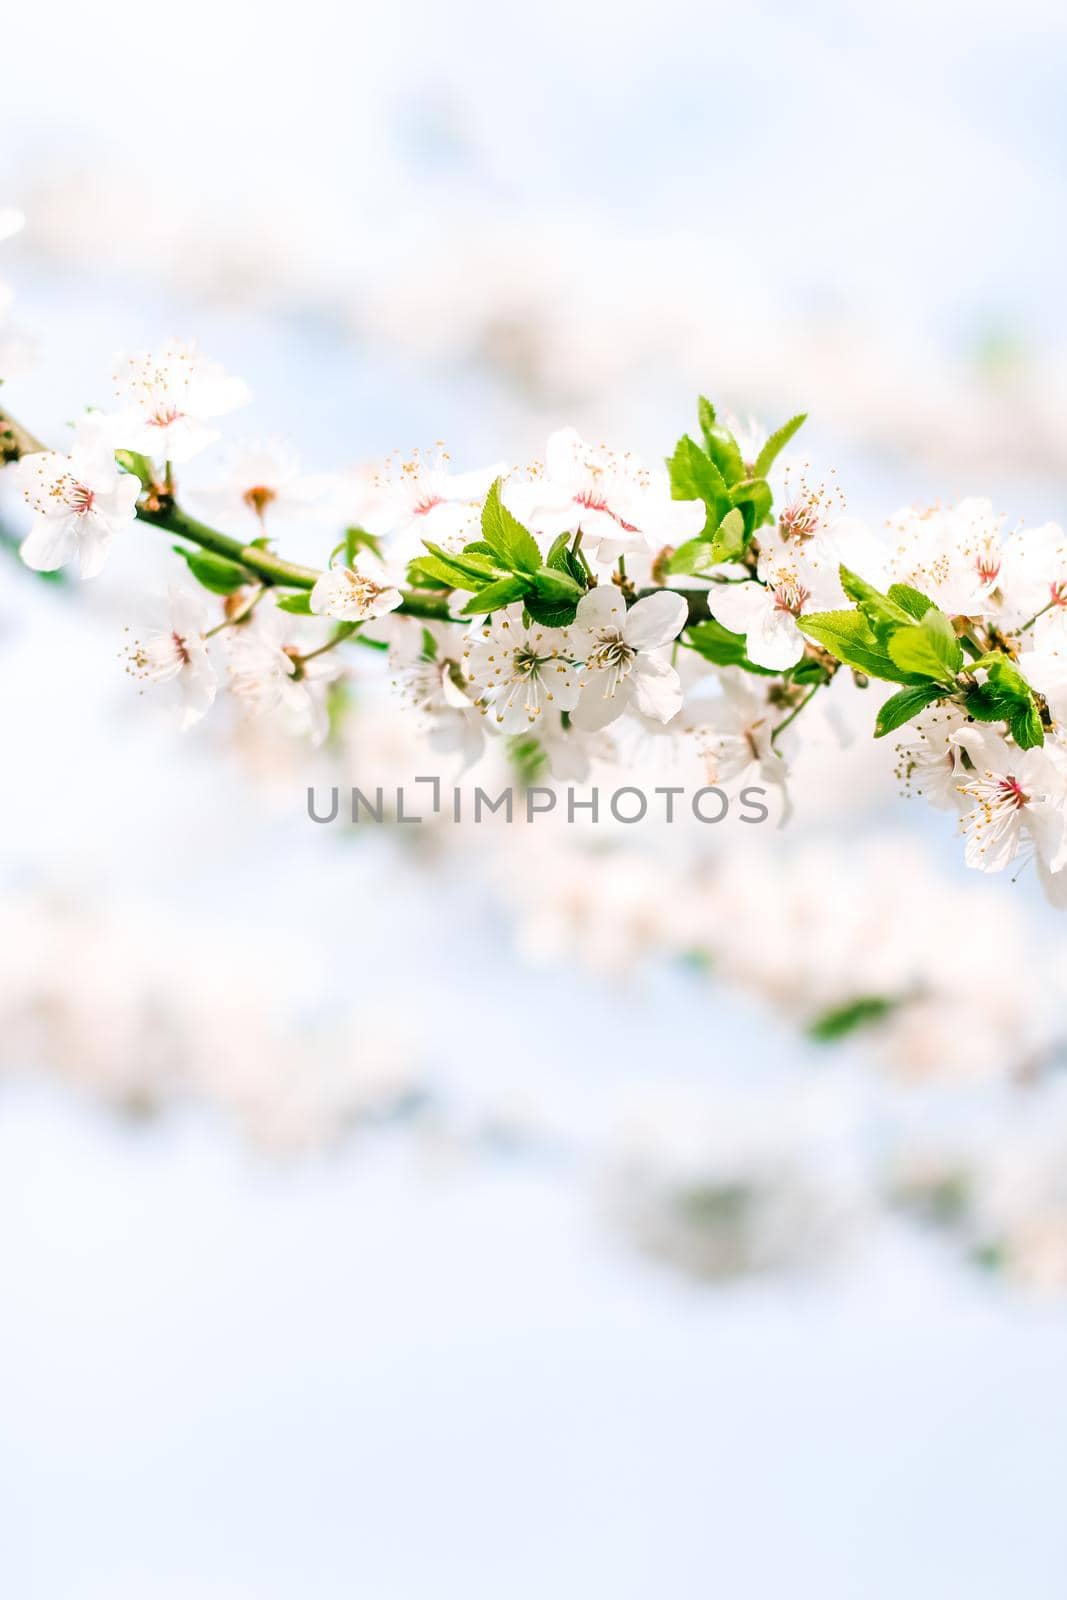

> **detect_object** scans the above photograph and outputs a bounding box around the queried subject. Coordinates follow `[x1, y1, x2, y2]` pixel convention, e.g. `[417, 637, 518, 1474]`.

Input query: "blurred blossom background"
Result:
[3, 2, 1067, 1595]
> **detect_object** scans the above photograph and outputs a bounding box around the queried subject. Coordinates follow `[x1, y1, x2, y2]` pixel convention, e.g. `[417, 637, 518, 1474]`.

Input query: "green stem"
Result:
[136, 501, 321, 589]
[771, 682, 821, 745]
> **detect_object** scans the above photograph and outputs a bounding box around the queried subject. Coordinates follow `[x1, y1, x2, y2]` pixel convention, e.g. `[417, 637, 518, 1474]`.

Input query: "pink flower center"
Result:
[148, 406, 183, 428]
[998, 775, 1029, 808]
[773, 580, 810, 617]
[573, 490, 638, 534]
[69, 483, 95, 515]
[413, 494, 444, 516]
[975, 554, 1001, 585]
[1051, 580, 1067, 609]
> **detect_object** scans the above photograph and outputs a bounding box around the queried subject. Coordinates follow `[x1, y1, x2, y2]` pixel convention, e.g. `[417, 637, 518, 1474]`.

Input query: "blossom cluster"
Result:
[5, 332, 1067, 901]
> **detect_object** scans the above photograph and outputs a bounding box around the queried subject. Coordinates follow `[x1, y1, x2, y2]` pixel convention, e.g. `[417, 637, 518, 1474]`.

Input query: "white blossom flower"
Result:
[952, 725, 1067, 888]
[17, 419, 139, 579]
[998, 522, 1067, 629]
[354, 448, 506, 563]
[225, 603, 341, 744]
[571, 586, 688, 730]
[893, 706, 969, 810]
[681, 668, 790, 813]
[1019, 627, 1067, 725]
[310, 563, 403, 622]
[703, 509, 863, 671]
[463, 605, 581, 733]
[190, 438, 334, 532]
[390, 634, 485, 766]
[107, 340, 250, 464]
[125, 585, 217, 730]
[506, 428, 705, 560]
[886, 498, 1005, 617]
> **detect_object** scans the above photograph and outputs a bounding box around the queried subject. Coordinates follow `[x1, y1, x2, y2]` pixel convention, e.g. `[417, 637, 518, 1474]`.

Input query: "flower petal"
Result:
[622, 590, 688, 651]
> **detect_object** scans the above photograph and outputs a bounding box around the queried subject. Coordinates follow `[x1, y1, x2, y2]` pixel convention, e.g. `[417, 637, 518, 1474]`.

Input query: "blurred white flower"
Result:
[108, 339, 250, 463]
[17, 418, 139, 578]
[191, 437, 334, 532]
[355, 448, 506, 563]
[572, 586, 687, 729]
[506, 427, 704, 560]
[886, 497, 1005, 618]
[682, 668, 790, 809]
[125, 584, 217, 730]
[225, 603, 341, 744]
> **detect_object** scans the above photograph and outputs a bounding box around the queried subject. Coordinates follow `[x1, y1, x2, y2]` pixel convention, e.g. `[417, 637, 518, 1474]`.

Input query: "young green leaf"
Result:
[276, 591, 314, 615]
[531, 565, 584, 604]
[753, 413, 806, 478]
[886, 583, 934, 621]
[480, 479, 542, 574]
[418, 542, 505, 591]
[839, 566, 915, 637]
[808, 995, 898, 1042]
[886, 610, 963, 682]
[695, 397, 746, 486]
[458, 575, 530, 616]
[727, 477, 773, 532]
[684, 618, 778, 675]
[873, 683, 946, 737]
[173, 545, 252, 595]
[115, 449, 156, 490]
[666, 435, 728, 525]
[798, 610, 926, 684]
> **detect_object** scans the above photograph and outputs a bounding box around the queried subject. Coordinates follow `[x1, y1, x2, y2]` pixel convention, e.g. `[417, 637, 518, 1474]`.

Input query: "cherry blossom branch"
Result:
[135, 498, 321, 588]
[0, 403, 47, 464]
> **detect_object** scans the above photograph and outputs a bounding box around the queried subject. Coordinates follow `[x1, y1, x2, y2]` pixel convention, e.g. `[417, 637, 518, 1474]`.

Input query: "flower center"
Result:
[974, 550, 1001, 585]
[778, 499, 821, 545]
[243, 485, 277, 520]
[772, 577, 810, 616]
[68, 482, 95, 516]
[147, 406, 183, 428]
[413, 494, 444, 516]
[573, 490, 639, 535]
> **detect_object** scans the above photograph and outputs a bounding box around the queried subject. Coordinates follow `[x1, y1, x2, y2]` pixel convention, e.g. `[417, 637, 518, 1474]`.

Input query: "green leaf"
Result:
[839, 566, 915, 638]
[798, 610, 927, 685]
[727, 476, 773, 532]
[173, 545, 252, 595]
[345, 525, 382, 563]
[753, 413, 806, 478]
[696, 397, 746, 486]
[666, 435, 728, 525]
[276, 591, 314, 614]
[886, 610, 963, 683]
[710, 507, 746, 563]
[531, 566, 584, 605]
[545, 531, 587, 585]
[480, 479, 542, 574]
[523, 592, 579, 627]
[1009, 699, 1045, 750]
[685, 618, 778, 676]
[458, 575, 530, 617]
[115, 449, 155, 490]
[667, 539, 720, 578]
[808, 995, 897, 1042]
[886, 583, 934, 621]
[874, 683, 947, 737]
[415, 542, 506, 591]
